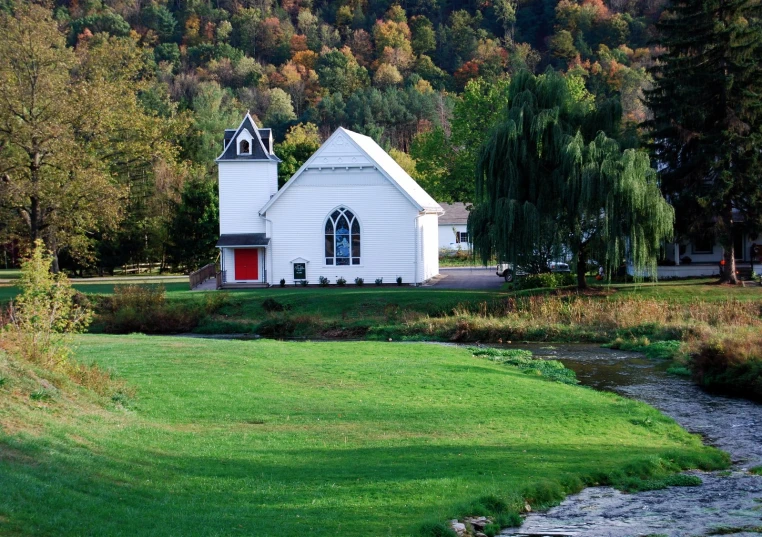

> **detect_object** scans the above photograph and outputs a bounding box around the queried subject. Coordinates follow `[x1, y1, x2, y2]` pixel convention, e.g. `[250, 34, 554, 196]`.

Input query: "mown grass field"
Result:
[0, 336, 726, 536]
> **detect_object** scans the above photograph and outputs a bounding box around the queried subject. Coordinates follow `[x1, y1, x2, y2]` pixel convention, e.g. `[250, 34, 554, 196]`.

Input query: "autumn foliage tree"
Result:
[0, 5, 177, 270]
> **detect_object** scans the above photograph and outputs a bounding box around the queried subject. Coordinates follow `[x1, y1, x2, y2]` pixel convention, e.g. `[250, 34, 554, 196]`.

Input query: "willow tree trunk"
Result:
[721, 247, 738, 284]
[718, 208, 738, 284]
[577, 243, 589, 289]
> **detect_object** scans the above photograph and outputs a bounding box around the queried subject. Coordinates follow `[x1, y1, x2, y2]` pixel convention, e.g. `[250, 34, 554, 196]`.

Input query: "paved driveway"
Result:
[430, 267, 504, 290]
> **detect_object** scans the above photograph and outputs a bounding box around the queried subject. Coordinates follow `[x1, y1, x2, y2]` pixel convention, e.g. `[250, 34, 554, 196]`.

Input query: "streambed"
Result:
[499, 344, 762, 537]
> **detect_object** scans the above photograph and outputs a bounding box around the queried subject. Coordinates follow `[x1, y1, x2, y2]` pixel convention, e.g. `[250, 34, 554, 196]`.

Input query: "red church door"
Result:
[234, 249, 259, 280]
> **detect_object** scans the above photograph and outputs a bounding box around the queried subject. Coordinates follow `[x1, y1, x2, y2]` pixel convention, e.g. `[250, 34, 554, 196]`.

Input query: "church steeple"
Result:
[216, 113, 280, 162]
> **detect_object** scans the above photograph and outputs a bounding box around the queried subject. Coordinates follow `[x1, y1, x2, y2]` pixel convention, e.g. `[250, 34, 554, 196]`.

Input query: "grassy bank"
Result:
[3, 279, 761, 400]
[179, 283, 762, 344]
[0, 336, 727, 536]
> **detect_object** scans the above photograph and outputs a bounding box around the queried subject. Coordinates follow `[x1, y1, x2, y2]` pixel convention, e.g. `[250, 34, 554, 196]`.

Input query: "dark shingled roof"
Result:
[217, 115, 280, 162]
[216, 233, 270, 247]
[438, 202, 471, 225]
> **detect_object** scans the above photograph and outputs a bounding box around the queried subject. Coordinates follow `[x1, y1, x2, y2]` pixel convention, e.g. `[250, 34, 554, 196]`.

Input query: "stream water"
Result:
[498, 344, 762, 537]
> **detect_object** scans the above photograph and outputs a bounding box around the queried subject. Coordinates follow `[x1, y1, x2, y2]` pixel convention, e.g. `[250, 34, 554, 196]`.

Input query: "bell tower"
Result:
[216, 114, 280, 236]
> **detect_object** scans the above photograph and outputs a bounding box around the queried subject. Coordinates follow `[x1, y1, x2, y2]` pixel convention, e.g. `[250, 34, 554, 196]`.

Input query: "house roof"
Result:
[259, 127, 443, 215]
[216, 233, 270, 247]
[438, 202, 471, 225]
[216, 114, 280, 162]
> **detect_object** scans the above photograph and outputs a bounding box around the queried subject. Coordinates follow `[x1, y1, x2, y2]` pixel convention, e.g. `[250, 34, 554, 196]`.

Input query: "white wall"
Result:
[420, 213, 439, 281]
[218, 161, 277, 235]
[665, 233, 762, 264]
[438, 224, 469, 249]
[265, 167, 434, 285]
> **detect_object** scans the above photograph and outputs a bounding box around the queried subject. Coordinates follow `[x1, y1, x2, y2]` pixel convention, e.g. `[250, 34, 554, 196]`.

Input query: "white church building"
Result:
[215, 114, 443, 287]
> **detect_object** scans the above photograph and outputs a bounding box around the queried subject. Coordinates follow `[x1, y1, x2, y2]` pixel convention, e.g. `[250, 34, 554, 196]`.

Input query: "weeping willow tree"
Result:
[469, 69, 674, 288]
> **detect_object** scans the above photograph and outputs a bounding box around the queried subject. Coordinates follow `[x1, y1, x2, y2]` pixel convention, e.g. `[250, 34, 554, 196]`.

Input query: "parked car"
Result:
[549, 262, 571, 273]
[496, 261, 571, 282]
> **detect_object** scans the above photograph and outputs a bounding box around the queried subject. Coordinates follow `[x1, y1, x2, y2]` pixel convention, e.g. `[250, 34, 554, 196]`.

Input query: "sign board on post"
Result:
[293, 263, 306, 280]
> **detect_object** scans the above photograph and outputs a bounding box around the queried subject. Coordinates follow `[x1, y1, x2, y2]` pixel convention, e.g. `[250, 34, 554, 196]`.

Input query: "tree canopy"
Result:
[470, 69, 674, 287]
[0, 5, 178, 270]
[645, 0, 762, 283]
[0, 0, 742, 274]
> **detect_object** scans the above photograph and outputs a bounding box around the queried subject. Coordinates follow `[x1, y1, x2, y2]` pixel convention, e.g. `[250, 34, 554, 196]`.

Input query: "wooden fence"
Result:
[189, 263, 217, 289]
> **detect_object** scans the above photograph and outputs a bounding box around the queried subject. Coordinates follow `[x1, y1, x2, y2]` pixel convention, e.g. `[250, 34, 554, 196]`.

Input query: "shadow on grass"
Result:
[0, 430, 726, 537]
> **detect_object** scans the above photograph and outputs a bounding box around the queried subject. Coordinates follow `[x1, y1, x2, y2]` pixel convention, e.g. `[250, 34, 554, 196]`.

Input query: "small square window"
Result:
[692, 237, 713, 254]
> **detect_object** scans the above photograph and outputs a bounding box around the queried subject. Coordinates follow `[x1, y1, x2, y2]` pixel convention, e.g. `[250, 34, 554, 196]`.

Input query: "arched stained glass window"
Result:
[325, 207, 360, 265]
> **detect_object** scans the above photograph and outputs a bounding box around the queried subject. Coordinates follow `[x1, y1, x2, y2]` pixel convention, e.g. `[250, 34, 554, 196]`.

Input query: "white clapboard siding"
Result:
[438, 224, 468, 249]
[420, 213, 439, 281]
[218, 161, 277, 234]
[265, 167, 433, 285]
[218, 120, 442, 286]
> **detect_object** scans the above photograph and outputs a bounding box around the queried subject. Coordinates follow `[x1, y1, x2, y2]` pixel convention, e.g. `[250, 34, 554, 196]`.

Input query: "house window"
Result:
[458, 232, 469, 244]
[239, 139, 250, 155]
[325, 207, 360, 265]
[692, 237, 713, 254]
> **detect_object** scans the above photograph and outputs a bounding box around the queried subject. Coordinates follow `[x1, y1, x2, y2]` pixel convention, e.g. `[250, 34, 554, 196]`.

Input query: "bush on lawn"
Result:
[513, 272, 575, 290]
[1, 240, 127, 397]
[100, 285, 228, 334]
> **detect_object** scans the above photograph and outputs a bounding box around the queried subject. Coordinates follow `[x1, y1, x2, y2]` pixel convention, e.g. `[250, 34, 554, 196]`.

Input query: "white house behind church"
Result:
[215, 114, 443, 287]
[438, 202, 471, 251]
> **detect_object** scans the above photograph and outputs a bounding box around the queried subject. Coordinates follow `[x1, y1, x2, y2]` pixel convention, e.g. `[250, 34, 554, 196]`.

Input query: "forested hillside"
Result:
[0, 0, 724, 272]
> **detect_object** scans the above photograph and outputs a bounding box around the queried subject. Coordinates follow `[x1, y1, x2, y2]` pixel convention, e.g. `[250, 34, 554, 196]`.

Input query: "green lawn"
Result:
[0, 269, 21, 280]
[609, 278, 762, 301]
[214, 286, 498, 318]
[0, 336, 725, 536]
[0, 281, 191, 303]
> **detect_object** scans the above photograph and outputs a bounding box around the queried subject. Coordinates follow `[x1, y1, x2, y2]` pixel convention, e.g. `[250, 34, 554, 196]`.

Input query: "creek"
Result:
[498, 344, 762, 537]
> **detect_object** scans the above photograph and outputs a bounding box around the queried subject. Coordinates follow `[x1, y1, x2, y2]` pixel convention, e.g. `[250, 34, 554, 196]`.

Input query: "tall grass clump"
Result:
[0, 240, 124, 397]
[688, 328, 762, 401]
[100, 285, 228, 334]
[606, 338, 684, 360]
[471, 347, 578, 384]
[399, 295, 762, 344]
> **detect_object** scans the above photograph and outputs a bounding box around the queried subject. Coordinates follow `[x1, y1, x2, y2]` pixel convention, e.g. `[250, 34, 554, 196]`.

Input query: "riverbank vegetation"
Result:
[0, 336, 728, 536]
[94, 280, 762, 402]
[3, 277, 761, 400]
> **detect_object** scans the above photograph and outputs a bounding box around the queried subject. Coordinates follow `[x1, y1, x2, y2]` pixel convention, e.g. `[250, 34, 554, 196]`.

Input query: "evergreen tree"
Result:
[470, 69, 674, 288]
[645, 0, 762, 283]
[167, 177, 219, 271]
